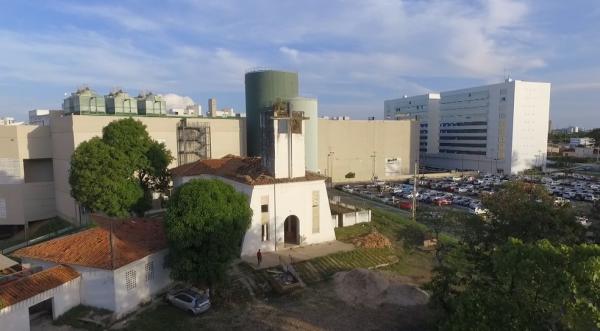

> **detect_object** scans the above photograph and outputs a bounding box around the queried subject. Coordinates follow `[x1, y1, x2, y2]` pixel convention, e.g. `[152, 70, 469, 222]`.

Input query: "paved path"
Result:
[243, 240, 354, 270]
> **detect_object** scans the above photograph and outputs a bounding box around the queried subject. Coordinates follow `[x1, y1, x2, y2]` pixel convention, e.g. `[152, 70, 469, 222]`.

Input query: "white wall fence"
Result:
[331, 209, 371, 228]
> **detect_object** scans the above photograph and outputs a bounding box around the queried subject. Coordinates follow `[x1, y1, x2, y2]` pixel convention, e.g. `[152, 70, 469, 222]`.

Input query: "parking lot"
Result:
[337, 172, 600, 216]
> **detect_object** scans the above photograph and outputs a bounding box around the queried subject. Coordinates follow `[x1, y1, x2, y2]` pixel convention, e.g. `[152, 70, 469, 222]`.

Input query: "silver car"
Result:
[166, 287, 211, 315]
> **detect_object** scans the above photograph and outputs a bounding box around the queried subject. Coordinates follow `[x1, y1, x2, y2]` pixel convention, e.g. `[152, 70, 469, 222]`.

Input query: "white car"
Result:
[166, 286, 211, 315]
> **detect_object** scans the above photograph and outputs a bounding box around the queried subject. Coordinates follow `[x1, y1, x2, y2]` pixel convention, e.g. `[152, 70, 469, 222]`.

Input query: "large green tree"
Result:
[69, 118, 173, 217]
[69, 137, 143, 217]
[427, 181, 596, 329]
[474, 181, 584, 247]
[430, 239, 600, 330]
[165, 179, 252, 290]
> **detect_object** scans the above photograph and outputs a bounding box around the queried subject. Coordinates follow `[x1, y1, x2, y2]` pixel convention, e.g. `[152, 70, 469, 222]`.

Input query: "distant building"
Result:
[0, 117, 23, 125]
[208, 98, 217, 117]
[212, 107, 235, 117]
[168, 104, 201, 117]
[570, 137, 596, 147]
[385, 79, 551, 174]
[553, 126, 581, 134]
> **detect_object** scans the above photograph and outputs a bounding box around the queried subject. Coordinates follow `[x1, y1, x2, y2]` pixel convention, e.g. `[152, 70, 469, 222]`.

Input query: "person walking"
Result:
[257, 249, 262, 267]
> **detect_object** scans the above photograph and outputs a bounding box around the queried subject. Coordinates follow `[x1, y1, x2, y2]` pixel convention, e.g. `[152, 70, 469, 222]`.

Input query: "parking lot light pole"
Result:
[412, 161, 418, 222]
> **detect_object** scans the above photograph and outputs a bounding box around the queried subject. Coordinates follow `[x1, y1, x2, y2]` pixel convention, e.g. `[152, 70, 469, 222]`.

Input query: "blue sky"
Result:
[0, 0, 599, 128]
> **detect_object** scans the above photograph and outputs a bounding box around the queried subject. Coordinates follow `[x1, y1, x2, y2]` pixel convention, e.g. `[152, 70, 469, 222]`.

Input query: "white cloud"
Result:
[161, 93, 196, 109]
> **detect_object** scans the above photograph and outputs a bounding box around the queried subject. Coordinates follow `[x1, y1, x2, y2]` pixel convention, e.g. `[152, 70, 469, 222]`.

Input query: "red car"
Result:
[435, 198, 452, 206]
[398, 201, 413, 210]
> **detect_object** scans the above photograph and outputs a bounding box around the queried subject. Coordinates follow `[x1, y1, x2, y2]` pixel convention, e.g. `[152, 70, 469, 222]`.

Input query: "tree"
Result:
[475, 181, 585, 246]
[432, 239, 600, 330]
[102, 117, 152, 171]
[165, 179, 252, 290]
[426, 181, 596, 329]
[69, 118, 173, 217]
[69, 137, 143, 217]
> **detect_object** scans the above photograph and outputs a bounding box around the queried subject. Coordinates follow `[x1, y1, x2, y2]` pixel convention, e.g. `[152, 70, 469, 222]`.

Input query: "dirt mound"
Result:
[333, 269, 429, 308]
[351, 231, 392, 248]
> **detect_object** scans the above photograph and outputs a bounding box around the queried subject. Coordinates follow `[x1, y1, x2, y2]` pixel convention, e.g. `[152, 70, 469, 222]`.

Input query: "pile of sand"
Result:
[351, 231, 393, 249]
[333, 269, 429, 308]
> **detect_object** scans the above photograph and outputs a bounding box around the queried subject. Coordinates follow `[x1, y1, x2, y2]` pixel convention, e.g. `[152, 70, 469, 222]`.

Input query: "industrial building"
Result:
[0, 106, 246, 231]
[318, 118, 419, 182]
[385, 79, 551, 174]
[1, 76, 417, 231]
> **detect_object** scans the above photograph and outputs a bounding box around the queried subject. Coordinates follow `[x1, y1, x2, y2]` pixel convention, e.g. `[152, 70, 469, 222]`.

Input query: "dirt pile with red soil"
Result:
[351, 230, 393, 249]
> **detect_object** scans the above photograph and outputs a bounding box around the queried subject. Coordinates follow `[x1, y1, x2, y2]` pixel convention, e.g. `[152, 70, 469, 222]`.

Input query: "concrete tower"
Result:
[244, 70, 299, 157]
[289, 97, 318, 172]
[261, 101, 306, 179]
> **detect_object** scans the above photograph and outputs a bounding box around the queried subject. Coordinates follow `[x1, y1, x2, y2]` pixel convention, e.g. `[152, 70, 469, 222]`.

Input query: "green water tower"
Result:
[244, 69, 299, 156]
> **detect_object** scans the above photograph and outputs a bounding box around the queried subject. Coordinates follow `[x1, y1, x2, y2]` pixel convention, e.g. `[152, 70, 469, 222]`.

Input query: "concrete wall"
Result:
[332, 210, 371, 228]
[50, 114, 246, 223]
[0, 276, 80, 331]
[22, 250, 172, 318]
[318, 119, 418, 183]
[113, 250, 171, 318]
[0, 125, 55, 226]
[508, 81, 551, 173]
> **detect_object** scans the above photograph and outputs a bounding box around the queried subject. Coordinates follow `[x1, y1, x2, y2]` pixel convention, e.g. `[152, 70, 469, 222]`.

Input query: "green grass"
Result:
[30, 217, 72, 237]
[334, 222, 373, 242]
[293, 248, 398, 283]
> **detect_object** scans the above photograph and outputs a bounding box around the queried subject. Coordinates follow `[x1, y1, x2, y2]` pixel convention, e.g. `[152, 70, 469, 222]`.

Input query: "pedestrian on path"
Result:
[257, 249, 262, 267]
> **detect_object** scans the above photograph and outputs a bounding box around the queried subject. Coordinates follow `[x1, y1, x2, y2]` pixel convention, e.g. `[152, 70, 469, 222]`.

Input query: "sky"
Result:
[0, 0, 599, 128]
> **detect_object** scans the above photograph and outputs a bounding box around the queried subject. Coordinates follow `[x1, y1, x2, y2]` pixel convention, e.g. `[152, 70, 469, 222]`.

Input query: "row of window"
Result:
[440, 129, 487, 134]
[440, 121, 487, 127]
[439, 149, 486, 155]
[439, 143, 487, 148]
[419, 135, 427, 140]
[439, 136, 487, 141]
[420, 123, 428, 128]
[420, 130, 428, 134]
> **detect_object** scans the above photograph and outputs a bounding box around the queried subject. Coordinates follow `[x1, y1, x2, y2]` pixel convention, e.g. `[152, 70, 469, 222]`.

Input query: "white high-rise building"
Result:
[385, 79, 551, 174]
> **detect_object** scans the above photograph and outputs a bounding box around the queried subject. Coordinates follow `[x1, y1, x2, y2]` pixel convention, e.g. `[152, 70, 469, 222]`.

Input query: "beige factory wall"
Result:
[0, 125, 54, 226]
[51, 115, 246, 223]
[318, 119, 419, 183]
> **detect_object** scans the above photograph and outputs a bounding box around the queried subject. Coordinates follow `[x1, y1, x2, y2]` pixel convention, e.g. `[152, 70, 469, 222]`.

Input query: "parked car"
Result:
[398, 201, 413, 210]
[166, 286, 211, 315]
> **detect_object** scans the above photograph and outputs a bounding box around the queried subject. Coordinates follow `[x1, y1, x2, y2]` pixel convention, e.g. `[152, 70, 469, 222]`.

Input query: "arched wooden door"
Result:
[284, 215, 299, 245]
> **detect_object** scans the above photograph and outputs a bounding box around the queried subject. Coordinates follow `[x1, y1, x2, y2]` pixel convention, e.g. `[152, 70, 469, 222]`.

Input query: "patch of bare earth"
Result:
[197, 273, 431, 331]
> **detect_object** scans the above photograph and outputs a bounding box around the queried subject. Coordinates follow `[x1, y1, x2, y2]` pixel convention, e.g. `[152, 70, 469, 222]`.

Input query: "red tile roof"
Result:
[13, 216, 167, 270]
[0, 265, 80, 308]
[171, 155, 325, 185]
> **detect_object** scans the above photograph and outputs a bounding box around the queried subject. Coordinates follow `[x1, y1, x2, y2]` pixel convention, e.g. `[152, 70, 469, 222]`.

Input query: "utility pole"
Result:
[370, 151, 376, 182]
[412, 160, 418, 222]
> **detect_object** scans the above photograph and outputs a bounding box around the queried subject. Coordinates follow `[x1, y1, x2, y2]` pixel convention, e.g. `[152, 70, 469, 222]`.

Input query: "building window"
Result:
[261, 204, 268, 213]
[312, 191, 320, 233]
[125, 270, 137, 290]
[261, 223, 269, 241]
[145, 262, 154, 282]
